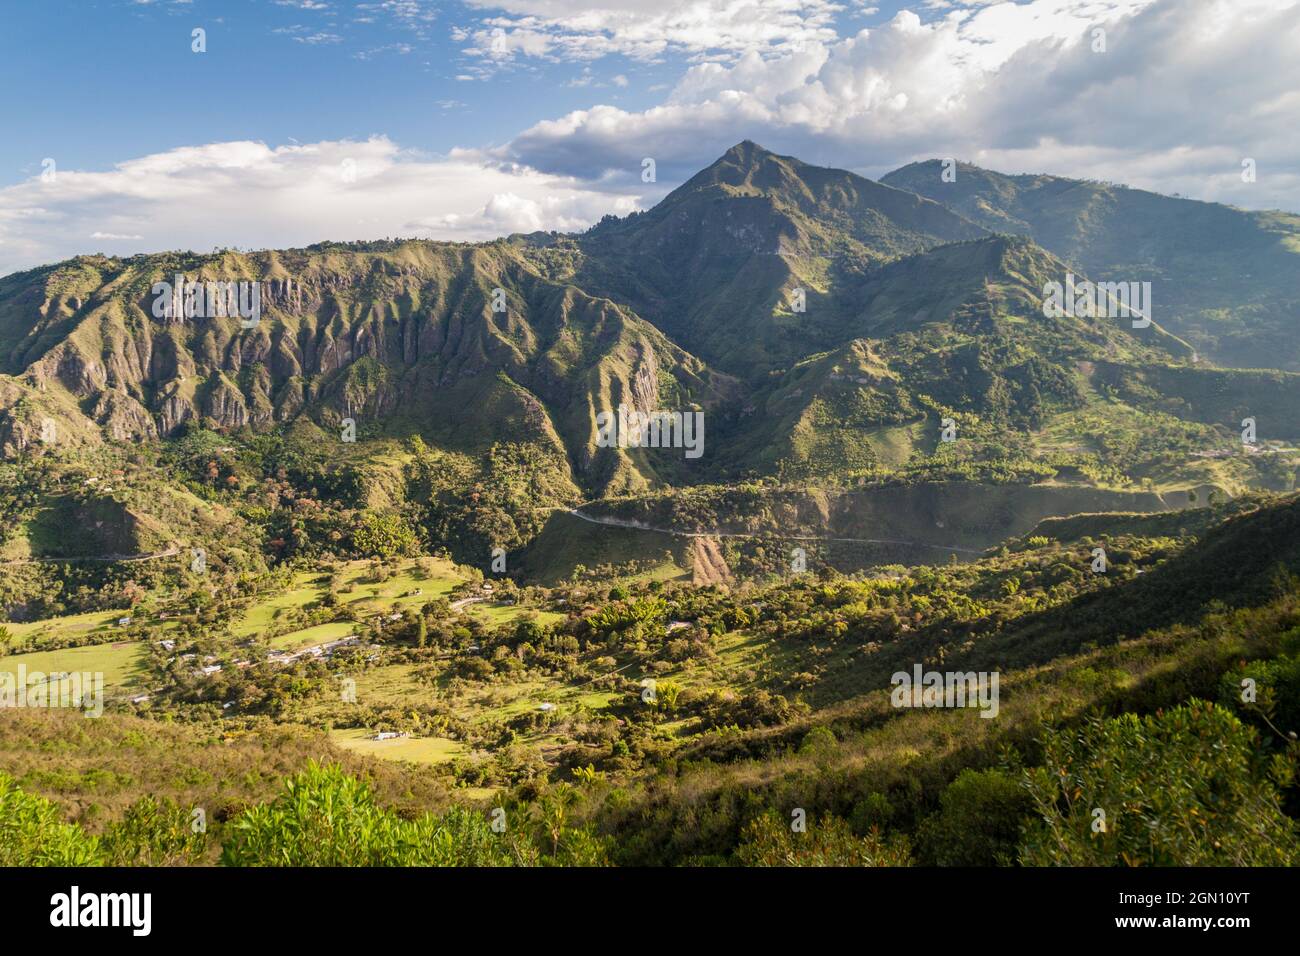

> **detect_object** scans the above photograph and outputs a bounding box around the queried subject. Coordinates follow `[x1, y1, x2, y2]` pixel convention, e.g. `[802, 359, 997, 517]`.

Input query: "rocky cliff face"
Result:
[1, 141, 1285, 493]
[0, 242, 732, 497]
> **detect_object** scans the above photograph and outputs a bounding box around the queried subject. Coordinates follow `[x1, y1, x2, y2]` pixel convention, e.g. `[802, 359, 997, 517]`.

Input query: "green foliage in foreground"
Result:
[0, 763, 609, 867]
[220, 762, 608, 866]
[737, 810, 912, 866]
[1020, 700, 1299, 866]
[917, 768, 1032, 867]
[0, 773, 102, 866]
[220, 763, 532, 866]
[100, 796, 208, 866]
[0, 776, 209, 866]
[6, 702, 1294, 866]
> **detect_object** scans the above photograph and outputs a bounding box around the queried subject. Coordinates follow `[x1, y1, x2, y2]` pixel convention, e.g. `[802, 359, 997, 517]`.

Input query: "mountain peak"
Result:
[720, 139, 774, 163]
[683, 140, 803, 195]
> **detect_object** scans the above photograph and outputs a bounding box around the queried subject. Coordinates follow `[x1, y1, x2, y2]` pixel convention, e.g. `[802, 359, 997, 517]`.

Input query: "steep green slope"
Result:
[566, 141, 986, 377]
[881, 160, 1300, 371]
[0, 242, 734, 498]
[971, 493, 1300, 668]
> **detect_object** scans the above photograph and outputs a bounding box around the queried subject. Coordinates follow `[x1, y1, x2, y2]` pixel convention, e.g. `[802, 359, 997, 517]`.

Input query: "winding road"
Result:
[566, 509, 985, 555]
[0, 545, 181, 567]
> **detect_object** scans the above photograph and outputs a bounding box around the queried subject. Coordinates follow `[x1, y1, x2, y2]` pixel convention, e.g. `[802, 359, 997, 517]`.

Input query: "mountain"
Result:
[0, 242, 735, 498]
[566, 141, 986, 377]
[881, 160, 1300, 371]
[722, 232, 1198, 477]
[0, 141, 1296, 566]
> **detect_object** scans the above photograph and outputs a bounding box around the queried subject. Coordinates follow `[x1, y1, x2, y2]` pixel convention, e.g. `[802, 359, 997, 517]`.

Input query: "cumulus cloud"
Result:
[4, 0, 1297, 277]
[0, 137, 641, 276]
[495, 0, 1300, 210]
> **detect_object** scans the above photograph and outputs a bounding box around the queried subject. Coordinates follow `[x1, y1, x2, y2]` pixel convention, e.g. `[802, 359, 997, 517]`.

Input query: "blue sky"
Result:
[1, 0, 1296, 274]
[0, 0, 893, 185]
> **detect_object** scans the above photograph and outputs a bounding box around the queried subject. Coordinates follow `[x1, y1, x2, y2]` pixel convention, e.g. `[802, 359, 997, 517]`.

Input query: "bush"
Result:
[1019, 700, 1300, 866]
[220, 762, 609, 866]
[917, 768, 1032, 866]
[736, 810, 911, 866]
[0, 773, 102, 866]
[221, 762, 531, 866]
[101, 796, 208, 866]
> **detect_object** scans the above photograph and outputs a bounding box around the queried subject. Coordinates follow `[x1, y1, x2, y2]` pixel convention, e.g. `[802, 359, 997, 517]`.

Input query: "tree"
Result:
[917, 768, 1031, 866]
[533, 784, 579, 857]
[1019, 700, 1300, 866]
[351, 512, 418, 559]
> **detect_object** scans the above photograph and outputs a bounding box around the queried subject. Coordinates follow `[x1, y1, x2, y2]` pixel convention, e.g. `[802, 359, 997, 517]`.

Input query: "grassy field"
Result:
[231, 557, 469, 641]
[470, 604, 565, 626]
[267, 621, 356, 650]
[1, 640, 149, 697]
[2, 608, 137, 650]
[520, 510, 692, 585]
[329, 727, 465, 765]
[232, 574, 326, 637]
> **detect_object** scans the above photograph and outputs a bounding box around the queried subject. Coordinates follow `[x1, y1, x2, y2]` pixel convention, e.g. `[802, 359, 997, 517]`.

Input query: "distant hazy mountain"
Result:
[881, 160, 1300, 371]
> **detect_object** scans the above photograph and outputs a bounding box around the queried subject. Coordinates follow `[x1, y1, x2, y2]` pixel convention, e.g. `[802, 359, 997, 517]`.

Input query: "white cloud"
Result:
[354, 0, 439, 38]
[6, 0, 1298, 279]
[494, 0, 1300, 211]
[354, 42, 414, 58]
[0, 137, 640, 276]
[455, 0, 844, 67]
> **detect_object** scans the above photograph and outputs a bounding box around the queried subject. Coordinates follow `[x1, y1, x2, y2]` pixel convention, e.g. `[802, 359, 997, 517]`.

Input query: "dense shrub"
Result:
[917, 768, 1032, 866]
[101, 796, 208, 866]
[1019, 701, 1300, 866]
[736, 810, 912, 866]
[0, 772, 102, 866]
[220, 762, 607, 866]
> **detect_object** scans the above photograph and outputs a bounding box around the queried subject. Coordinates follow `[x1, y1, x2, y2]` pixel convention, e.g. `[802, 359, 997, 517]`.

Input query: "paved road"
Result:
[566, 509, 985, 554]
[0, 545, 181, 566]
